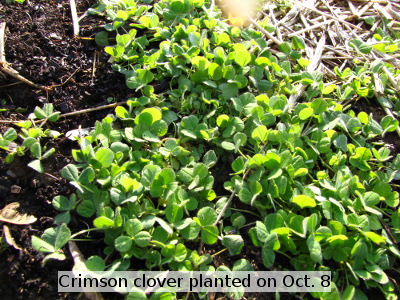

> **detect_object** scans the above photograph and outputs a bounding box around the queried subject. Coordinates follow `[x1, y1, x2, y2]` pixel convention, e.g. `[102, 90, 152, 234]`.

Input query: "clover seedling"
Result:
[32, 224, 71, 265]
[194, 207, 219, 245]
[0, 104, 60, 172]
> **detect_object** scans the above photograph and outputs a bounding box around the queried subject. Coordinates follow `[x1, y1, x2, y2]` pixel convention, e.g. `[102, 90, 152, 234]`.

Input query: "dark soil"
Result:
[0, 0, 129, 299]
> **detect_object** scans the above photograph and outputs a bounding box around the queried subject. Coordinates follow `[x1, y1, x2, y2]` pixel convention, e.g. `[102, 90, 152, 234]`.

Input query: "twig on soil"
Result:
[0, 65, 51, 92]
[78, 8, 89, 22]
[0, 119, 36, 124]
[0, 100, 128, 124]
[0, 22, 6, 63]
[48, 68, 80, 89]
[0, 81, 23, 88]
[3, 224, 23, 251]
[68, 241, 105, 300]
[44, 172, 59, 181]
[70, 0, 80, 36]
[60, 100, 128, 118]
[213, 191, 236, 227]
[74, 37, 95, 40]
[91, 51, 97, 84]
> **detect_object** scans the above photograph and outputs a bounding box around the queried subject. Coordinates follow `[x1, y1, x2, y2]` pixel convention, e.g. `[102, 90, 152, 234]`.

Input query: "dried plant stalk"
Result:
[69, 241, 105, 300]
[70, 0, 80, 36]
[0, 22, 5, 63]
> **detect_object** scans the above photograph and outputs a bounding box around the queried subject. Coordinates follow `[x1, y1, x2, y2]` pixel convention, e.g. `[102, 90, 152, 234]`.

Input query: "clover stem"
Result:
[276, 251, 292, 260]
[151, 240, 166, 248]
[302, 117, 314, 136]
[317, 153, 335, 172]
[230, 207, 261, 218]
[184, 291, 190, 300]
[239, 222, 256, 229]
[70, 228, 102, 239]
[237, 148, 246, 158]
[344, 267, 349, 287]
[212, 248, 228, 257]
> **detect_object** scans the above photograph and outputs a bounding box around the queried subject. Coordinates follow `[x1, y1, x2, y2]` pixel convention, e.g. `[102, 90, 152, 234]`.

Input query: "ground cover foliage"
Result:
[1, 0, 400, 299]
